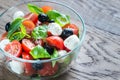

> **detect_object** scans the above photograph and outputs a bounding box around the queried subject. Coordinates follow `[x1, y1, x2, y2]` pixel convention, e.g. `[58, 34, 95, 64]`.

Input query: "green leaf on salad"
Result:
[9, 32, 25, 41]
[51, 49, 58, 67]
[7, 17, 23, 38]
[46, 10, 61, 20]
[55, 15, 70, 27]
[32, 25, 47, 39]
[30, 45, 51, 59]
[20, 24, 26, 34]
[27, 3, 43, 14]
[20, 24, 31, 38]
[46, 10, 70, 27]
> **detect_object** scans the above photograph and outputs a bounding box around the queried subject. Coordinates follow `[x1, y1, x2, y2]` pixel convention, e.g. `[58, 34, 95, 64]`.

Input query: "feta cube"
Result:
[13, 11, 24, 19]
[64, 35, 80, 50]
[48, 23, 62, 36]
[0, 39, 10, 50]
[9, 60, 24, 74]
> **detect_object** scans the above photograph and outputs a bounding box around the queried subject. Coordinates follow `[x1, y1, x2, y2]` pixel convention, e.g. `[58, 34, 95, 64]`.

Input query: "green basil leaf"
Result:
[51, 49, 58, 67]
[9, 32, 25, 41]
[46, 10, 70, 27]
[27, 3, 43, 14]
[7, 17, 23, 38]
[30, 45, 51, 59]
[55, 14, 70, 27]
[46, 10, 61, 20]
[32, 25, 47, 39]
[20, 24, 26, 34]
[20, 24, 31, 38]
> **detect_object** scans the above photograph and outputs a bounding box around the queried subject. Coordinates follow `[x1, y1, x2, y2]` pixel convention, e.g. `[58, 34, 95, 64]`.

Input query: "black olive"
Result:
[32, 63, 44, 70]
[5, 22, 10, 32]
[60, 28, 73, 39]
[38, 13, 49, 23]
[43, 43, 54, 55]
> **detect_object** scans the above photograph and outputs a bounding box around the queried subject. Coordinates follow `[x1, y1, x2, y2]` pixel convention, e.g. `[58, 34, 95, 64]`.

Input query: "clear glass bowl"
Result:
[0, 0, 86, 80]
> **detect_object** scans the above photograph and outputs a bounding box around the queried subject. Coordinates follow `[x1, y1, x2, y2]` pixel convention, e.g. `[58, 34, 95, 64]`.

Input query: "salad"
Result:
[0, 4, 80, 77]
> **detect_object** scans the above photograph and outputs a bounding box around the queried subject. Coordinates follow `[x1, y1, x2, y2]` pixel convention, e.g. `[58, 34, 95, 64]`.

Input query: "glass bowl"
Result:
[0, 0, 86, 80]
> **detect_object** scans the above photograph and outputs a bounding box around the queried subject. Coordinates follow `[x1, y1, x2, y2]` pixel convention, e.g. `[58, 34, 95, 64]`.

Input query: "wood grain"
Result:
[0, 0, 120, 80]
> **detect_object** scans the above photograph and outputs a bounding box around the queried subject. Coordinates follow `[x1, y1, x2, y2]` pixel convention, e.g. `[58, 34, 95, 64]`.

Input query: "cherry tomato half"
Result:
[24, 13, 38, 25]
[22, 20, 35, 33]
[38, 62, 58, 76]
[46, 36, 64, 50]
[22, 39, 35, 53]
[42, 6, 53, 13]
[22, 52, 36, 76]
[4, 40, 22, 57]
[63, 24, 79, 35]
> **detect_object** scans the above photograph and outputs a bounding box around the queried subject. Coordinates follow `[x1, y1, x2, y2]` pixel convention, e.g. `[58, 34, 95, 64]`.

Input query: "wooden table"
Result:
[0, 0, 120, 80]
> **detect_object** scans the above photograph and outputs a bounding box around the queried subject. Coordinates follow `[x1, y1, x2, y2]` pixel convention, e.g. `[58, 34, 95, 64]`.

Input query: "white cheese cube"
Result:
[0, 39, 10, 50]
[64, 35, 80, 50]
[13, 11, 24, 19]
[48, 23, 62, 36]
[9, 60, 24, 74]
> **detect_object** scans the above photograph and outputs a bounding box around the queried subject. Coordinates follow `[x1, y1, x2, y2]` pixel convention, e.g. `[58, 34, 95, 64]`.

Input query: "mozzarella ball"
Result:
[0, 39, 10, 50]
[9, 60, 24, 74]
[58, 50, 67, 63]
[64, 35, 80, 50]
[48, 23, 62, 35]
[13, 11, 24, 19]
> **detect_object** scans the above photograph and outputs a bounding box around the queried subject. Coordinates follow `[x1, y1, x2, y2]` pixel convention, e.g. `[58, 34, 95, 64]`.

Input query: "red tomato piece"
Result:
[22, 39, 35, 53]
[4, 40, 22, 57]
[47, 31, 52, 37]
[0, 32, 7, 41]
[24, 13, 38, 25]
[38, 62, 58, 76]
[22, 52, 33, 60]
[63, 24, 79, 35]
[64, 46, 71, 52]
[22, 20, 35, 33]
[42, 6, 53, 13]
[46, 36, 64, 50]
[22, 52, 36, 76]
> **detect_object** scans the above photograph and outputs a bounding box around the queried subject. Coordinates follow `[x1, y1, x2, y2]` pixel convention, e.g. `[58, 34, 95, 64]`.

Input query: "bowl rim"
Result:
[0, 0, 86, 63]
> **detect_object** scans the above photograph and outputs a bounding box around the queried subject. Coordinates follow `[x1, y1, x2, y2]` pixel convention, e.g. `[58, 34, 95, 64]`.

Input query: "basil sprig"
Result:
[31, 25, 47, 39]
[47, 10, 70, 27]
[20, 24, 31, 38]
[30, 45, 58, 67]
[30, 45, 51, 59]
[27, 3, 43, 14]
[9, 32, 25, 41]
[9, 24, 30, 41]
[7, 17, 23, 38]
